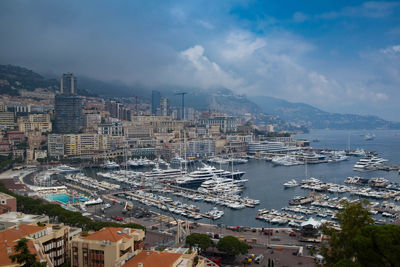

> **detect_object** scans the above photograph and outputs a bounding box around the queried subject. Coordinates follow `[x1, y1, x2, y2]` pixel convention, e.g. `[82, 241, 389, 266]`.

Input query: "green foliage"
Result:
[352, 224, 400, 267]
[216, 236, 249, 256]
[320, 200, 400, 266]
[0, 155, 23, 171]
[0, 182, 145, 232]
[9, 238, 46, 267]
[185, 233, 213, 252]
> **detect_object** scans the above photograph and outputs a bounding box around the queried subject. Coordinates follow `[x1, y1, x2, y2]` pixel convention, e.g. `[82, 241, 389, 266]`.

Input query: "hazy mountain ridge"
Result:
[2, 64, 397, 130]
[249, 95, 400, 130]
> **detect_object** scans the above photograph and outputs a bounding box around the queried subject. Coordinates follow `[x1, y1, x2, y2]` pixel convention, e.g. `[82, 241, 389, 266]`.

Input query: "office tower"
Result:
[60, 73, 77, 95]
[54, 73, 82, 133]
[151, 90, 161, 115]
[160, 97, 170, 116]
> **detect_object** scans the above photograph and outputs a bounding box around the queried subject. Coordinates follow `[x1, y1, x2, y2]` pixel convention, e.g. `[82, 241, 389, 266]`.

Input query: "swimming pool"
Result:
[46, 194, 70, 204]
[46, 194, 89, 204]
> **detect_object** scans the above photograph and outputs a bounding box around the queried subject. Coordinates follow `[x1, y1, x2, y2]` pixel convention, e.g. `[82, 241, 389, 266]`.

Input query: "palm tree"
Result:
[9, 238, 46, 267]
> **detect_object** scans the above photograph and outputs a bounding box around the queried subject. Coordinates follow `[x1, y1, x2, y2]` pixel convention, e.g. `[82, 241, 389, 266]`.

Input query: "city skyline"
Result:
[0, 1, 399, 121]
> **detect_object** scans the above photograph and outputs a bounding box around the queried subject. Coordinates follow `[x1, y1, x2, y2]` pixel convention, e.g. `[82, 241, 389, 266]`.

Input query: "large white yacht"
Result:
[145, 166, 186, 180]
[103, 160, 120, 169]
[50, 165, 78, 173]
[272, 155, 301, 166]
[283, 179, 298, 188]
[353, 156, 387, 171]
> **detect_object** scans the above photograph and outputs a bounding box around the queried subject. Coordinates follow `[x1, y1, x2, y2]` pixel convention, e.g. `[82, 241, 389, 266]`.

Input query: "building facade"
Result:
[48, 134, 64, 158]
[71, 227, 145, 267]
[160, 97, 170, 116]
[61, 73, 77, 95]
[54, 95, 82, 134]
[18, 113, 52, 133]
[151, 90, 161, 115]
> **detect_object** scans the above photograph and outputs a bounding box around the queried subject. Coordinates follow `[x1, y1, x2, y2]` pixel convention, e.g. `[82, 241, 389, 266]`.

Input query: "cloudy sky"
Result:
[0, 1, 400, 120]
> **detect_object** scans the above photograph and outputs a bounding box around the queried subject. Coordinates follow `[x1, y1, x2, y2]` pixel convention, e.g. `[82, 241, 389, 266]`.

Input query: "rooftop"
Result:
[84, 227, 134, 242]
[123, 250, 183, 267]
[0, 224, 45, 266]
[0, 212, 48, 224]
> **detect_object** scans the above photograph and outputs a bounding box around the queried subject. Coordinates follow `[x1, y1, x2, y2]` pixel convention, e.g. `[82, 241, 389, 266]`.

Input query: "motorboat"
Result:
[271, 155, 301, 166]
[283, 179, 298, 188]
[103, 160, 119, 169]
[207, 207, 224, 220]
[364, 134, 375, 141]
[50, 165, 78, 173]
[353, 156, 387, 171]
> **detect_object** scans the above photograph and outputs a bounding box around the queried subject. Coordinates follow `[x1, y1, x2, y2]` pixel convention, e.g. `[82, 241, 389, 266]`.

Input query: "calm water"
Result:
[203, 129, 400, 227]
[87, 129, 400, 227]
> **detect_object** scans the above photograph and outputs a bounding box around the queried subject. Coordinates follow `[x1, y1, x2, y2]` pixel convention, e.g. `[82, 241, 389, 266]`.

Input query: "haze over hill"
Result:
[1, 64, 399, 130]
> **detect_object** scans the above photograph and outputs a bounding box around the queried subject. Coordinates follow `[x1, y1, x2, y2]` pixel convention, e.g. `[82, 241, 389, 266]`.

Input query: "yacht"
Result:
[348, 149, 366, 157]
[207, 207, 224, 220]
[126, 158, 139, 167]
[103, 160, 120, 169]
[283, 179, 298, 188]
[200, 177, 248, 189]
[207, 157, 230, 165]
[226, 158, 248, 164]
[145, 166, 186, 180]
[353, 156, 387, 171]
[328, 151, 349, 162]
[50, 165, 78, 173]
[271, 155, 301, 166]
[364, 134, 375, 141]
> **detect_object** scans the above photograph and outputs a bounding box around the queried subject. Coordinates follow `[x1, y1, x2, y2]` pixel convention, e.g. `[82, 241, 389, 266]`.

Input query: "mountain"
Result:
[0, 64, 58, 96]
[249, 95, 400, 130]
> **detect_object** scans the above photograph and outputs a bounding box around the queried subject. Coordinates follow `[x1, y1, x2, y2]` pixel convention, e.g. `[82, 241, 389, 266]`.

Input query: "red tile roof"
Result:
[84, 227, 134, 242]
[0, 225, 45, 266]
[123, 251, 182, 267]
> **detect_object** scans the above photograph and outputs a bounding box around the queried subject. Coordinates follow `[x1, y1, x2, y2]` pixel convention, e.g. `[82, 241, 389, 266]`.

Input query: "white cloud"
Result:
[380, 45, 400, 55]
[318, 1, 399, 19]
[221, 32, 267, 60]
[176, 45, 242, 90]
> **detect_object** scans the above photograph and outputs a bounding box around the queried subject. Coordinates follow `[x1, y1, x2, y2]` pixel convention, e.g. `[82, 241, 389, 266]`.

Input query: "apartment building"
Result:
[0, 224, 69, 267]
[0, 112, 15, 130]
[17, 113, 52, 133]
[71, 227, 145, 267]
[48, 134, 64, 158]
[63, 134, 109, 156]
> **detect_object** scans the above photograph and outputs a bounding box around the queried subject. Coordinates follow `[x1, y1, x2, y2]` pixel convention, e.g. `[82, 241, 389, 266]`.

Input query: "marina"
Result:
[21, 129, 400, 228]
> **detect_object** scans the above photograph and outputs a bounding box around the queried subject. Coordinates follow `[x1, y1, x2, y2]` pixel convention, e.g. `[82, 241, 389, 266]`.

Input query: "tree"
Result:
[321, 200, 374, 266]
[352, 224, 400, 267]
[9, 238, 46, 267]
[216, 236, 249, 256]
[185, 233, 213, 252]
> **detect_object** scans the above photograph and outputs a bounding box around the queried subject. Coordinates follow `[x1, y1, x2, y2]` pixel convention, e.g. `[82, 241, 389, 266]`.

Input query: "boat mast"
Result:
[347, 132, 350, 151]
[184, 130, 187, 172]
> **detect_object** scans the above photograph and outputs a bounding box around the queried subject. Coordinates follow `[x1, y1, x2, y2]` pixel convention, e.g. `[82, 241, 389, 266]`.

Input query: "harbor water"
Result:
[86, 129, 400, 227]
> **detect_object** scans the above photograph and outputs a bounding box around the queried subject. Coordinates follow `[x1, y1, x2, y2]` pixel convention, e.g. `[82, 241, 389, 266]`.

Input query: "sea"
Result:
[88, 129, 400, 227]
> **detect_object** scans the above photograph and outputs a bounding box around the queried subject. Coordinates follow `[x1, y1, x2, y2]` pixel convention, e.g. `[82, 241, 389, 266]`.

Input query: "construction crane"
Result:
[174, 92, 187, 120]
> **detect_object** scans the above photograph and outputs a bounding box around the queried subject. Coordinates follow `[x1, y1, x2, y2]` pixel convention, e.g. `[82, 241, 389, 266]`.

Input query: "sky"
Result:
[0, 0, 400, 120]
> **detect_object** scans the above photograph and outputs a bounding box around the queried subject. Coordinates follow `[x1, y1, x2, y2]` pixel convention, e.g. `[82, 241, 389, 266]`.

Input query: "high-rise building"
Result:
[54, 95, 82, 133]
[160, 96, 170, 116]
[151, 90, 161, 115]
[60, 73, 77, 95]
[54, 73, 82, 134]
